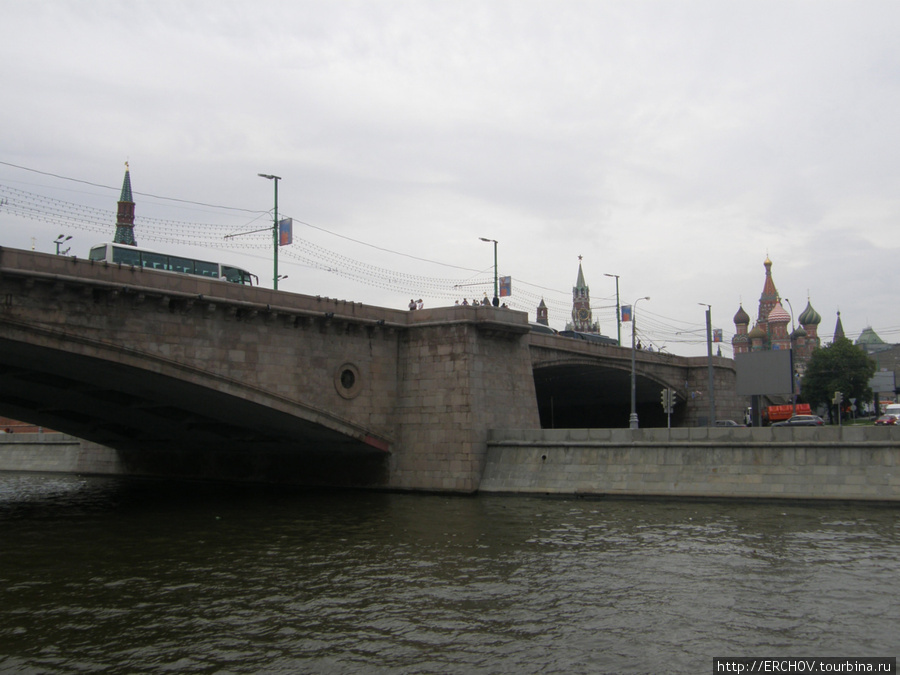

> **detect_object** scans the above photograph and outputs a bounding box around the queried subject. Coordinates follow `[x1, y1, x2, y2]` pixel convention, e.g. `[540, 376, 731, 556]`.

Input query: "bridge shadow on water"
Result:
[116, 443, 391, 489]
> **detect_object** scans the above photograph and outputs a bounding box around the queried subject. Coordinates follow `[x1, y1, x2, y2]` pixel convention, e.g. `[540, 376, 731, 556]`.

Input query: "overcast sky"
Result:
[2, 0, 899, 357]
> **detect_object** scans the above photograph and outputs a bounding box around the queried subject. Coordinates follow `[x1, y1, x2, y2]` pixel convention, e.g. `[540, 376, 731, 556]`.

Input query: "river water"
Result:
[0, 473, 897, 674]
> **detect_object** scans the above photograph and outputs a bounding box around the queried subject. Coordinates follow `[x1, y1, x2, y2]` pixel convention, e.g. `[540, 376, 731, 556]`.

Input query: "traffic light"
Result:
[660, 388, 675, 413]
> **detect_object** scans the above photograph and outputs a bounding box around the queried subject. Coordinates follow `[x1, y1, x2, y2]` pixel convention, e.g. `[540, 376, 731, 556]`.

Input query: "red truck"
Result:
[764, 404, 812, 424]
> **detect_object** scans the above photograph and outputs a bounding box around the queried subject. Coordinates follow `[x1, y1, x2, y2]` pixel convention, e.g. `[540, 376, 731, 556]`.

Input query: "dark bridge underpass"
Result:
[0, 338, 388, 486]
[533, 362, 685, 429]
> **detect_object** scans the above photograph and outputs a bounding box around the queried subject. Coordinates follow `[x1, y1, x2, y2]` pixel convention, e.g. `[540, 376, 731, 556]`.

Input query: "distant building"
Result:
[536, 299, 549, 326]
[856, 325, 891, 355]
[564, 257, 600, 334]
[833, 311, 845, 343]
[732, 256, 822, 374]
[855, 327, 900, 404]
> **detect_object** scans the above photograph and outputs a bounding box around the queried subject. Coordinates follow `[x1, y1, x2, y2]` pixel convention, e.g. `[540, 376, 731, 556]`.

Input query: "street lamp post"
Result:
[783, 297, 795, 333]
[630, 296, 650, 429]
[604, 273, 621, 346]
[700, 303, 716, 426]
[54, 234, 72, 255]
[784, 297, 797, 415]
[258, 173, 282, 290]
[479, 237, 499, 306]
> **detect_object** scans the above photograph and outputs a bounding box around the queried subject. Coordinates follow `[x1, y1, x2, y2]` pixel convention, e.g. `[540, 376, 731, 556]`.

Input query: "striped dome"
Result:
[767, 301, 791, 324]
[798, 300, 821, 326]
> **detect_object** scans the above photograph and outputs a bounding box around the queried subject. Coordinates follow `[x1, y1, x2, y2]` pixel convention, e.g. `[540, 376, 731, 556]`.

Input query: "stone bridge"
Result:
[0, 247, 740, 492]
[528, 333, 740, 429]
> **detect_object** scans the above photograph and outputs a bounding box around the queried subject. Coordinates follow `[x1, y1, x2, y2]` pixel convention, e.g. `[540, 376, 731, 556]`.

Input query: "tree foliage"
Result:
[801, 338, 876, 414]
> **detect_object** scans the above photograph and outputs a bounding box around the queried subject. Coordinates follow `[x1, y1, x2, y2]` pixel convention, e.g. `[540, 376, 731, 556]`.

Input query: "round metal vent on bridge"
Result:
[334, 362, 362, 399]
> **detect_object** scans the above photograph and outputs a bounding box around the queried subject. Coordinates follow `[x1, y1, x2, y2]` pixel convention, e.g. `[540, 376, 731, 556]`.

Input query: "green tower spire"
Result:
[113, 162, 137, 246]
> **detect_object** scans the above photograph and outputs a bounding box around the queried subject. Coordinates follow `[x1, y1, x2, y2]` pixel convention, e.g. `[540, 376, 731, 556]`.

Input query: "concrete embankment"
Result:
[4, 429, 900, 502]
[0, 433, 121, 475]
[481, 427, 900, 502]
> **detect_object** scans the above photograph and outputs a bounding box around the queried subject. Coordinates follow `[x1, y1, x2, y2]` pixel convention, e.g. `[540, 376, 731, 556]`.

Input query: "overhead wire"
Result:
[0, 160, 263, 214]
[0, 181, 733, 349]
[0, 181, 575, 314]
[0, 169, 744, 352]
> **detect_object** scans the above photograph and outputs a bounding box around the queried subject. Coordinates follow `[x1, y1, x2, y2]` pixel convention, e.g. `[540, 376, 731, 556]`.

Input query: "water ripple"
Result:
[0, 474, 898, 673]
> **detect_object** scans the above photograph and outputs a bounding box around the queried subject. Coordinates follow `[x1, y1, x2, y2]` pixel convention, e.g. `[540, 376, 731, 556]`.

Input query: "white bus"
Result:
[884, 403, 900, 418]
[88, 243, 258, 286]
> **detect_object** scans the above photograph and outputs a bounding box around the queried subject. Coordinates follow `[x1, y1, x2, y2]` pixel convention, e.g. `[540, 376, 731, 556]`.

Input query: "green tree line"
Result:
[801, 337, 876, 421]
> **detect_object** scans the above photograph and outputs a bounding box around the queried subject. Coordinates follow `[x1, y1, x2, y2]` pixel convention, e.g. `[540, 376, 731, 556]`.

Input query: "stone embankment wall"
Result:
[6, 428, 899, 502]
[0, 433, 121, 475]
[481, 427, 900, 501]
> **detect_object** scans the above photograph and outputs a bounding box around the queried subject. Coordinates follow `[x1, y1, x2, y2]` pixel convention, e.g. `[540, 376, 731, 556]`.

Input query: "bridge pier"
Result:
[392, 311, 541, 491]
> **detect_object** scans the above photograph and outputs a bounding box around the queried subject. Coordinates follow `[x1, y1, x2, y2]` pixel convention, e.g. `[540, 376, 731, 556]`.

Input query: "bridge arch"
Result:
[527, 335, 701, 428]
[532, 360, 686, 428]
[0, 321, 385, 451]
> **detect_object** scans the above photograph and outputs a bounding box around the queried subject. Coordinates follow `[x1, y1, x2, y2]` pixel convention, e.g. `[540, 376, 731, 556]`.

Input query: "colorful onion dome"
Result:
[767, 301, 791, 324]
[798, 300, 821, 326]
[748, 324, 766, 340]
[733, 304, 750, 325]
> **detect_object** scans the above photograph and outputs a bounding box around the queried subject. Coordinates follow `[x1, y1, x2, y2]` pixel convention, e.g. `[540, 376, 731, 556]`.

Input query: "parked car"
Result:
[772, 415, 825, 427]
[714, 420, 744, 427]
[874, 415, 898, 426]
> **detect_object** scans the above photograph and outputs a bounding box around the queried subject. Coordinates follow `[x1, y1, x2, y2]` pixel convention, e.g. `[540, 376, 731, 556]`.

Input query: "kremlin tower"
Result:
[113, 163, 137, 246]
[564, 257, 600, 334]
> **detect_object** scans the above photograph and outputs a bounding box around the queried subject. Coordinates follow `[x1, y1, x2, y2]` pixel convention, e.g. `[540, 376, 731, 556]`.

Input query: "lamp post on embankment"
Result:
[54, 235, 72, 255]
[700, 303, 716, 426]
[629, 296, 650, 429]
[785, 297, 798, 416]
[479, 237, 499, 306]
[258, 173, 282, 290]
[604, 272, 621, 346]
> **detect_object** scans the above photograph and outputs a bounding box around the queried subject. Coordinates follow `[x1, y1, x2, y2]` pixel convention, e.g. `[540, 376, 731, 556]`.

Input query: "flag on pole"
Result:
[278, 218, 292, 246]
[713, 328, 723, 343]
[499, 276, 511, 297]
[621, 305, 632, 322]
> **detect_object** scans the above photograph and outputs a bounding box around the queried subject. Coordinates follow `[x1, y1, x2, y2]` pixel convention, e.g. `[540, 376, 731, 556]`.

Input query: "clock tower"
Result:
[566, 257, 600, 333]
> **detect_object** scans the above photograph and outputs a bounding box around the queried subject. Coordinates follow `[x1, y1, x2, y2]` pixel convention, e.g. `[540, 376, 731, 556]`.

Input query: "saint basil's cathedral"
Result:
[731, 256, 822, 374]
